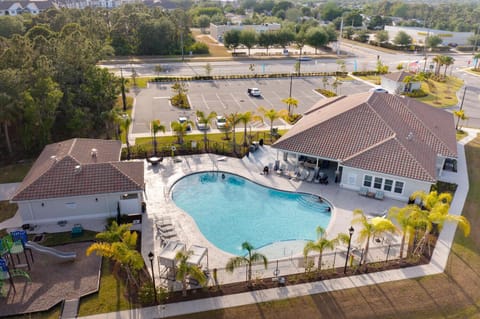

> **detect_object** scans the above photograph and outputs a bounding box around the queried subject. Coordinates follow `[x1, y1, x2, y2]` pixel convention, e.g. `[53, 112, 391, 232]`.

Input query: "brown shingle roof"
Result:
[272, 92, 457, 182]
[11, 139, 144, 201]
[382, 71, 414, 82]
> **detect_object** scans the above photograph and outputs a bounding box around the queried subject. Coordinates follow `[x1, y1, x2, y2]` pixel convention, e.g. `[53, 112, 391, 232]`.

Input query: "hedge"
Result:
[149, 72, 348, 83]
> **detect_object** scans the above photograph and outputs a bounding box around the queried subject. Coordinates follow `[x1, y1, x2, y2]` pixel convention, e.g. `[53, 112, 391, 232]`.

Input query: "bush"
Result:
[171, 93, 190, 109]
[352, 71, 380, 76]
[188, 42, 209, 54]
[315, 88, 337, 97]
[404, 89, 427, 97]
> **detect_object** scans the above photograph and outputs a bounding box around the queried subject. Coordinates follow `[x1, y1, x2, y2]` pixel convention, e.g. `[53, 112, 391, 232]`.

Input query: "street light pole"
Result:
[120, 67, 127, 112]
[148, 251, 158, 304]
[343, 226, 354, 274]
[288, 73, 293, 115]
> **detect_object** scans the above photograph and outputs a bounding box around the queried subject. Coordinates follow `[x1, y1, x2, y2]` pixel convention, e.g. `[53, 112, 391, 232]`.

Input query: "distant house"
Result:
[385, 26, 473, 46]
[56, 0, 138, 9]
[0, 1, 57, 16]
[381, 71, 421, 94]
[272, 92, 457, 201]
[11, 138, 144, 226]
[210, 23, 281, 43]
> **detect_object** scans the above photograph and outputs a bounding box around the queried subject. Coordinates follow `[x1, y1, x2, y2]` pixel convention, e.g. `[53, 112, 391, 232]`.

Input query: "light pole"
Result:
[343, 226, 354, 274]
[288, 73, 293, 115]
[148, 251, 158, 304]
[120, 67, 127, 112]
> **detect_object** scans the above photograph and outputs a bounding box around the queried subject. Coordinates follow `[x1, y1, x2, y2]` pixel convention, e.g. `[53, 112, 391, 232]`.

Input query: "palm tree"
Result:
[196, 110, 217, 151]
[226, 241, 268, 286]
[257, 106, 288, 142]
[238, 111, 255, 147]
[352, 209, 397, 267]
[432, 55, 443, 76]
[442, 56, 455, 77]
[86, 221, 145, 288]
[0, 92, 17, 155]
[281, 97, 299, 117]
[474, 53, 480, 69]
[175, 250, 207, 297]
[120, 114, 132, 159]
[303, 226, 349, 271]
[410, 190, 471, 255]
[388, 205, 423, 260]
[150, 119, 166, 156]
[171, 119, 192, 145]
[226, 112, 241, 154]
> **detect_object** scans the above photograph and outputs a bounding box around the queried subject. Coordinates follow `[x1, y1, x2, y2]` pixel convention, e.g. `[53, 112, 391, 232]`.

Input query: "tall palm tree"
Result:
[388, 205, 423, 260]
[432, 55, 443, 76]
[474, 53, 480, 69]
[410, 190, 470, 255]
[281, 97, 299, 117]
[171, 119, 192, 145]
[175, 250, 207, 297]
[196, 110, 217, 151]
[226, 241, 268, 286]
[150, 119, 166, 156]
[226, 112, 241, 154]
[238, 111, 254, 147]
[352, 209, 397, 267]
[303, 226, 349, 271]
[120, 114, 132, 159]
[257, 106, 288, 142]
[0, 92, 17, 155]
[442, 56, 455, 77]
[86, 221, 145, 288]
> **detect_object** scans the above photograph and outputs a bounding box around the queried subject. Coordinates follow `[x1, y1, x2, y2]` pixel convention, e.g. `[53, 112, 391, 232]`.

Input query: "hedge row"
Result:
[351, 71, 384, 76]
[149, 72, 348, 83]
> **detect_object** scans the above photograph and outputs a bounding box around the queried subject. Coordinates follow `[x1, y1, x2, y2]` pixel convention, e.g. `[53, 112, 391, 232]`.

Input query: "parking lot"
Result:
[132, 77, 374, 136]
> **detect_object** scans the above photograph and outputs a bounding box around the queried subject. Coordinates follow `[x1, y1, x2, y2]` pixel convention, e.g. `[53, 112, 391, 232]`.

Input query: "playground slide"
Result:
[25, 241, 77, 261]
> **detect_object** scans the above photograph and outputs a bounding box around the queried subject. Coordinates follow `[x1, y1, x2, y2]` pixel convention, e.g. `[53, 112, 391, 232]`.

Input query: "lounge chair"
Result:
[374, 191, 384, 200]
[306, 169, 315, 182]
[358, 187, 369, 196]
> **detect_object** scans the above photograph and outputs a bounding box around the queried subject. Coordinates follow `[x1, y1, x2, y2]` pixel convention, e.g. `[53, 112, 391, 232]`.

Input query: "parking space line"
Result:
[216, 93, 228, 109]
[201, 94, 210, 110]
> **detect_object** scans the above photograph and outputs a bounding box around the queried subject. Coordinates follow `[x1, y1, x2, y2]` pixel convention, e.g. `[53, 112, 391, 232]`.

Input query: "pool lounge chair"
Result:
[306, 169, 315, 182]
[359, 187, 369, 196]
[374, 190, 385, 200]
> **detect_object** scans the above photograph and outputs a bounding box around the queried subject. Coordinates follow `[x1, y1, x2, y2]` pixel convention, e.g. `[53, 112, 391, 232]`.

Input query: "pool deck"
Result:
[78, 129, 473, 319]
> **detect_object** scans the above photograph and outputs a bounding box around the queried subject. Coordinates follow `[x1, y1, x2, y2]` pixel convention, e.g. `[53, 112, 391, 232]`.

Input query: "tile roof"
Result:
[382, 71, 414, 82]
[272, 92, 457, 182]
[11, 138, 144, 201]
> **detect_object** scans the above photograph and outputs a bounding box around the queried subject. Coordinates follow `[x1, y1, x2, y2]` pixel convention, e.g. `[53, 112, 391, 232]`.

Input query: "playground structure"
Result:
[24, 241, 76, 261]
[0, 230, 77, 297]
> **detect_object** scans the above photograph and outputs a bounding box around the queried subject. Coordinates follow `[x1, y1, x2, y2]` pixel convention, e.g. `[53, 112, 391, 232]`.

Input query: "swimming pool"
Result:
[171, 172, 332, 256]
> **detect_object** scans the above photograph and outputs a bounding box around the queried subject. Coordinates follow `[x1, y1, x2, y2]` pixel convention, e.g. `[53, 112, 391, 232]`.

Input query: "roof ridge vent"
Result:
[74, 164, 82, 174]
[406, 132, 414, 140]
[91, 148, 98, 158]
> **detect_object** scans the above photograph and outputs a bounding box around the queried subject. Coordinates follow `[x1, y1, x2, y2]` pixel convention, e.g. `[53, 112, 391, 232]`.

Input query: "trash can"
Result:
[259, 138, 264, 146]
[274, 160, 280, 171]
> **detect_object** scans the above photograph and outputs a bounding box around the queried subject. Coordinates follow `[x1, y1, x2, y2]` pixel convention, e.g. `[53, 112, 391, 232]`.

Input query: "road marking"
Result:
[153, 96, 170, 99]
[201, 94, 210, 109]
[216, 93, 228, 109]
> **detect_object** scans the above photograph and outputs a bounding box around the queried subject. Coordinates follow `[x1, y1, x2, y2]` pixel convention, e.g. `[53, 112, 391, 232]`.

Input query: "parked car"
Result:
[297, 56, 313, 61]
[216, 116, 227, 129]
[247, 88, 261, 97]
[178, 116, 192, 131]
[369, 87, 389, 93]
[196, 117, 208, 130]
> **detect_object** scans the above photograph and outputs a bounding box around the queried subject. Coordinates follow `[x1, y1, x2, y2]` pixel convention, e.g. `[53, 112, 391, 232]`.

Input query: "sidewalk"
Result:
[78, 129, 476, 319]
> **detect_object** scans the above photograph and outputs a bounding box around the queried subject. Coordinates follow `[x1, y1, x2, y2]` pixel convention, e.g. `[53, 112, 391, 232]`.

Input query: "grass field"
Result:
[418, 76, 463, 107]
[166, 134, 480, 319]
[192, 29, 232, 58]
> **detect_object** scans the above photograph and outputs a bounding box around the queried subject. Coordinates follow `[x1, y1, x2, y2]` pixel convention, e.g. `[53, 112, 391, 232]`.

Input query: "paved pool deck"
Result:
[78, 128, 475, 319]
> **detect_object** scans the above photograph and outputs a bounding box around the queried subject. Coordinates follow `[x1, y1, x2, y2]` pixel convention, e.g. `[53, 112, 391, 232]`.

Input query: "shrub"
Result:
[171, 93, 190, 109]
[404, 89, 427, 97]
[351, 71, 379, 76]
[188, 42, 209, 54]
[315, 88, 337, 97]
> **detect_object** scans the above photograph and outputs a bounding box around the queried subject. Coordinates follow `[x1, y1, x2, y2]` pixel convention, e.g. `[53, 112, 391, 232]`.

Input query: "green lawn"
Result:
[0, 201, 18, 223]
[417, 76, 463, 107]
[0, 161, 32, 183]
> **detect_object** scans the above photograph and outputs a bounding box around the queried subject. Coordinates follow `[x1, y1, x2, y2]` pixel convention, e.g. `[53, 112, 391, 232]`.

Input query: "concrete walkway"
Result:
[77, 129, 476, 319]
[0, 183, 19, 201]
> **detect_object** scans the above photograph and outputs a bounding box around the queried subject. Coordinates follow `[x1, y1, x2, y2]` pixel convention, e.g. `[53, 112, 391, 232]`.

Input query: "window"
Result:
[373, 177, 383, 189]
[384, 179, 393, 192]
[363, 175, 372, 187]
[394, 181, 404, 194]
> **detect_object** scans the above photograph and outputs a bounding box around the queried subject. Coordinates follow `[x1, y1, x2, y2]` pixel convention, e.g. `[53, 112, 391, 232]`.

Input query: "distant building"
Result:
[381, 71, 421, 94]
[56, 0, 140, 9]
[210, 23, 281, 43]
[385, 26, 473, 46]
[0, 1, 57, 16]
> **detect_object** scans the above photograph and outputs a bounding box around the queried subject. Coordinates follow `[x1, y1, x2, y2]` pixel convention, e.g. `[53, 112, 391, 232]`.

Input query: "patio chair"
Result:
[374, 191, 384, 200]
[358, 187, 369, 196]
[10, 230, 33, 268]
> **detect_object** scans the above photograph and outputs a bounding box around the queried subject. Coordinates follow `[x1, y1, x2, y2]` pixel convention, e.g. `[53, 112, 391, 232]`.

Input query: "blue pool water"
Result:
[171, 172, 332, 256]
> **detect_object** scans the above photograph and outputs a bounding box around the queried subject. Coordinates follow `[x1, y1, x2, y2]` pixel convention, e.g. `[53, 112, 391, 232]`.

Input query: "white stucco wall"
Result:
[339, 166, 432, 201]
[381, 78, 421, 94]
[16, 191, 143, 225]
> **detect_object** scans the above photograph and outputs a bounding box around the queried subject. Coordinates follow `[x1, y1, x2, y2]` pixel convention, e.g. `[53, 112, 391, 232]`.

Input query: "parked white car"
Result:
[247, 88, 261, 97]
[216, 116, 227, 129]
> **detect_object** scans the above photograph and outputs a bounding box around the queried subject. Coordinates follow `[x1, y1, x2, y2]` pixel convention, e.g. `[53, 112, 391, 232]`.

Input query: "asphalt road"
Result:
[131, 77, 374, 136]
